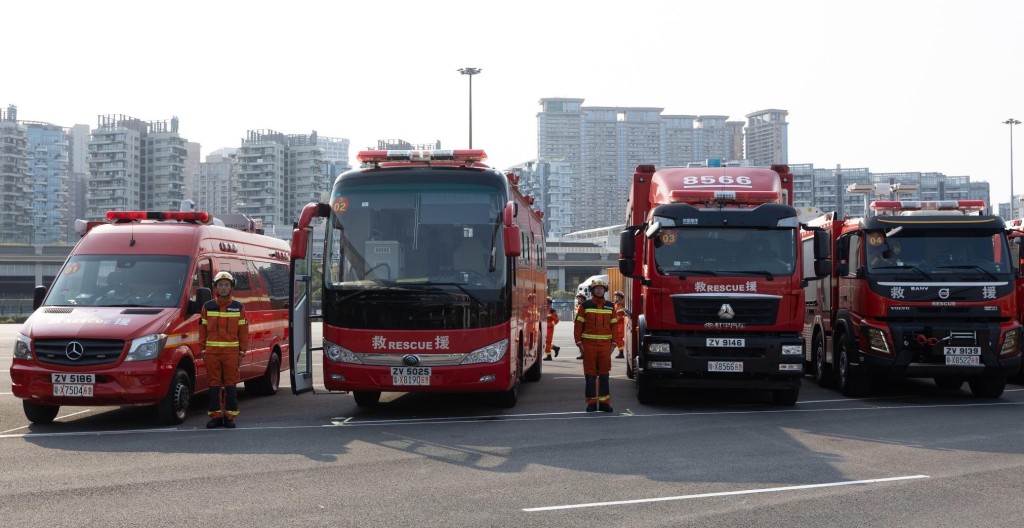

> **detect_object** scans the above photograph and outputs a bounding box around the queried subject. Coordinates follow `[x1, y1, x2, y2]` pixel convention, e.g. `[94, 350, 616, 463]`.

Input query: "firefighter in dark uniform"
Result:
[613, 291, 626, 358]
[573, 279, 619, 412]
[200, 271, 249, 429]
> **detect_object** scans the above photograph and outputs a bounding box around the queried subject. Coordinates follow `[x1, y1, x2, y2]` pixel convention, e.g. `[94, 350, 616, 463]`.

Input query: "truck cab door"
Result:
[289, 232, 316, 394]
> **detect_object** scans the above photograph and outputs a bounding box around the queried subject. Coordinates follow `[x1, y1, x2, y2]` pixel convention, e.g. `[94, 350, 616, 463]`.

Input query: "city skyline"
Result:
[3, 1, 1021, 206]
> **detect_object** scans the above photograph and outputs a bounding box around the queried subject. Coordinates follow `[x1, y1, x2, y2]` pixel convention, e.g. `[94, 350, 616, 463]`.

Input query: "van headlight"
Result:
[125, 333, 167, 362]
[13, 332, 33, 360]
[460, 340, 508, 364]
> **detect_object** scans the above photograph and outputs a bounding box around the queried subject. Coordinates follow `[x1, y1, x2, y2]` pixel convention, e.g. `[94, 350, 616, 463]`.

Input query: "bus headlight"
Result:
[461, 340, 508, 365]
[324, 340, 362, 364]
[1000, 328, 1020, 357]
[125, 333, 167, 362]
[13, 332, 33, 360]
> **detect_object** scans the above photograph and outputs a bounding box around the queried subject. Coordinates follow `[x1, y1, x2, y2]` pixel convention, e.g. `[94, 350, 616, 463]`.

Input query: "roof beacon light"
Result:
[106, 211, 211, 222]
[357, 149, 487, 164]
[870, 200, 986, 214]
[670, 189, 781, 206]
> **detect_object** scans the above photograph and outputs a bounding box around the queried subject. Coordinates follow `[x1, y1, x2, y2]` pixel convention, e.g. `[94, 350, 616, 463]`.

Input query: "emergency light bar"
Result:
[669, 189, 781, 205]
[870, 200, 986, 214]
[106, 211, 211, 222]
[357, 149, 487, 164]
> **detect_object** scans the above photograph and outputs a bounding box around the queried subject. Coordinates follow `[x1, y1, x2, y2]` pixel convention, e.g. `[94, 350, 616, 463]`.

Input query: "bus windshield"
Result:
[323, 177, 510, 329]
[45, 255, 190, 308]
[654, 227, 796, 276]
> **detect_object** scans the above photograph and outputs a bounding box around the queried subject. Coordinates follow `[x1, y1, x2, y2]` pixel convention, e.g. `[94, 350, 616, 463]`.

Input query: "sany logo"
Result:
[371, 335, 451, 351]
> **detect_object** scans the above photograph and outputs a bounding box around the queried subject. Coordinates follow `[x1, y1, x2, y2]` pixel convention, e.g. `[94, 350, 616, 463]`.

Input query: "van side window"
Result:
[192, 258, 213, 300]
[231, 264, 253, 292]
[254, 261, 290, 310]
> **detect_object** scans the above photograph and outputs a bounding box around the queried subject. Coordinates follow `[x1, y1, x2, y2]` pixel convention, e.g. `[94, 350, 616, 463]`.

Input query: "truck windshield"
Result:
[866, 230, 1010, 278]
[45, 255, 190, 308]
[654, 228, 795, 276]
[322, 178, 510, 330]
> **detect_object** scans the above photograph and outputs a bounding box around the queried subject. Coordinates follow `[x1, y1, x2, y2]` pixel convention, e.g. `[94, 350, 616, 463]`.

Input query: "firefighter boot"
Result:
[599, 401, 614, 413]
[543, 355, 552, 361]
[585, 375, 597, 412]
[615, 348, 624, 359]
[206, 387, 224, 428]
[223, 387, 239, 428]
[553, 345, 560, 358]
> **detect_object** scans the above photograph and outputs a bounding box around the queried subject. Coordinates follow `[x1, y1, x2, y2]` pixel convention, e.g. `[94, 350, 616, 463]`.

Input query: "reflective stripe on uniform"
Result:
[582, 333, 613, 340]
[206, 340, 240, 347]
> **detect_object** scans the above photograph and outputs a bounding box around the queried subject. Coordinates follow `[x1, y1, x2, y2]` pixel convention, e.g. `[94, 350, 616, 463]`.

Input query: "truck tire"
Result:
[625, 353, 635, 379]
[836, 334, 870, 397]
[524, 352, 542, 382]
[23, 401, 60, 424]
[353, 391, 381, 407]
[636, 373, 657, 405]
[244, 351, 281, 396]
[813, 333, 833, 388]
[772, 386, 800, 406]
[157, 368, 192, 425]
[968, 373, 1006, 399]
[933, 376, 963, 391]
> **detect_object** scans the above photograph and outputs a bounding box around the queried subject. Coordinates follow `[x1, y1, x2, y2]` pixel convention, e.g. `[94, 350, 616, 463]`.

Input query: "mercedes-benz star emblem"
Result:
[402, 354, 420, 366]
[65, 341, 85, 361]
[718, 304, 735, 320]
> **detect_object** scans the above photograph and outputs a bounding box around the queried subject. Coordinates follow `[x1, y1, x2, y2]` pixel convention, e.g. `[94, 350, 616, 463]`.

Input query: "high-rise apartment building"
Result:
[745, 109, 789, 167]
[26, 122, 69, 244]
[317, 135, 351, 200]
[183, 141, 201, 203]
[236, 130, 324, 234]
[196, 149, 237, 215]
[86, 114, 189, 219]
[0, 105, 33, 243]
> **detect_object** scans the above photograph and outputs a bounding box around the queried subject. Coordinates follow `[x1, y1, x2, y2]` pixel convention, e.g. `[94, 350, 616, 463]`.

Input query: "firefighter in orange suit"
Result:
[613, 291, 626, 359]
[543, 297, 560, 360]
[573, 279, 619, 412]
[200, 271, 249, 429]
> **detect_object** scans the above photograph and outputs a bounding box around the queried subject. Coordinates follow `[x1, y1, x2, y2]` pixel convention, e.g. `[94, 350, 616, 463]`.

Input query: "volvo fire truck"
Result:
[618, 162, 830, 405]
[803, 200, 1020, 397]
[289, 149, 547, 408]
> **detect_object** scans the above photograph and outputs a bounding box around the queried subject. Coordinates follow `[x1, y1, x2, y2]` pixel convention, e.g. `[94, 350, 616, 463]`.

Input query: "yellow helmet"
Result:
[589, 279, 609, 292]
[213, 271, 235, 286]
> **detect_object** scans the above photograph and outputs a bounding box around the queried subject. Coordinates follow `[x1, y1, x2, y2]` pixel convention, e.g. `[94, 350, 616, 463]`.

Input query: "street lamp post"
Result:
[458, 67, 481, 148]
[1005, 118, 1021, 219]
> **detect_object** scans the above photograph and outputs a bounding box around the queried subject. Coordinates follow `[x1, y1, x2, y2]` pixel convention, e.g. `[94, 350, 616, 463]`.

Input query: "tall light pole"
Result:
[458, 67, 481, 148]
[1005, 118, 1021, 219]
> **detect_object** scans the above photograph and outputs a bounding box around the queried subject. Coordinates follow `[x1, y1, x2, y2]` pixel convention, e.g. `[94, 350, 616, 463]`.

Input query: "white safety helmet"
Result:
[213, 271, 235, 287]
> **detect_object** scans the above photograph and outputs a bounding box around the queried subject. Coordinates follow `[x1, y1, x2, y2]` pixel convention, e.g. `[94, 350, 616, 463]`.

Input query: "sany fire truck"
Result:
[618, 161, 830, 405]
[289, 149, 547, 408]
[803, 200, 1020, 397]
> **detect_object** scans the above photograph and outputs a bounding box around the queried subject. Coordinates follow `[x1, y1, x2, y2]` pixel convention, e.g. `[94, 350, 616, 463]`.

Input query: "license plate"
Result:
[391, 366, 431, 386]
[943, 347, 981, 356]
[51, 373, 95, 384]
[53, 384, 94, 397]
[707, 338, 745, 347]
[708, 361, 743, 372]
[945, 355, 980, 365]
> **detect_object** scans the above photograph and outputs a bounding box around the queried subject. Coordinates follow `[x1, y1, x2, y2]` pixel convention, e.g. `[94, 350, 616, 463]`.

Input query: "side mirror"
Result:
[813, 230, 831, 259]
[503, 225, 521, 257]
[620, 229, 636, 257]
[814, 259, 832, 278]
[191, 287, 212, 315]
[645, 221, 662, 239]
[33, 285, 47, 311]
[291, 228, 308, 259]
[619, 258, 635, 277]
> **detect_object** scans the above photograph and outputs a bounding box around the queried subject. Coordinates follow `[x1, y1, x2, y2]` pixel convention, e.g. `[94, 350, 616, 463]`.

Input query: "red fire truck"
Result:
[11, 211, 292, 424]
[618, 161, 830, 405]
[804, 200, 1020, 397]
[289, 149, 547, 407]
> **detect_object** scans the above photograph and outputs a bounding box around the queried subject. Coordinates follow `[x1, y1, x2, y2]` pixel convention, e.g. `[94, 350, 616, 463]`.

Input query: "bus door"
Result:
[289, 227, 317, 394]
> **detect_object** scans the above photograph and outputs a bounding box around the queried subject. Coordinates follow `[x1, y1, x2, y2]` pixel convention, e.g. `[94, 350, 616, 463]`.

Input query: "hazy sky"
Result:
[6, 0, 1024, 205]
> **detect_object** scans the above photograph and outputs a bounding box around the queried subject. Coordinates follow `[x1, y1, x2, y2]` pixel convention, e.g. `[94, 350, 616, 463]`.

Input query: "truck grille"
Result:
[673, 297, 779, 325]
[35, 339, 125, 366]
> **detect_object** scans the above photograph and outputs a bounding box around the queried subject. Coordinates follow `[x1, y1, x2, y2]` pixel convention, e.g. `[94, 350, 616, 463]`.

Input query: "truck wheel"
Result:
[968, 373, 1007, 398]
[625, 353, 635, 380]
[813, 334, 833, 388]
[157, 368, 192, 425]
[933, 376, 963, 391]
[23, 401, 60, 424]
[353, 391, 381, 407]
[772, 386, 800, 406]
[636, 373, 657, 405]
[493, 381, 519, 408]
[524, 353, 542, 382]
[836, 334, 870, 397]
[245, 352, 281, 396]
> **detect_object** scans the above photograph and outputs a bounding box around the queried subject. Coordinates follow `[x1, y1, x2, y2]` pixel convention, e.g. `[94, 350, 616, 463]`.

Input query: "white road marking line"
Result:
[523, 475, 930, 512]
[0, 408, 94, 434]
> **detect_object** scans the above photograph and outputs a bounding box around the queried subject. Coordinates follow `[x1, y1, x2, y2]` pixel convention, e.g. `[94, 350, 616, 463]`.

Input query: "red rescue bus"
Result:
[289, 149, 547, 407]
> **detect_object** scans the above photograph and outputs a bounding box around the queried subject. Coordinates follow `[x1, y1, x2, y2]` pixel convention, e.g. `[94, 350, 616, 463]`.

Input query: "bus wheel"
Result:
[158, 368, 192, 425]
[23, 401, 60, 424]
[493, 381, 519, 408]
[968, 373, 1007, 399]
[245, 352, 281, 396]
[626, 353, 635, 379]
[353, 391, 381, 407]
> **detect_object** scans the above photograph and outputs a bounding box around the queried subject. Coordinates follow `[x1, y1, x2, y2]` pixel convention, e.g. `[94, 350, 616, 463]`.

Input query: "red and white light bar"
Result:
[357, 149, 488, 164]
[670, 190, 780, 205]
[106, 211, 211, 222]
[870, 200, 986, 213]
